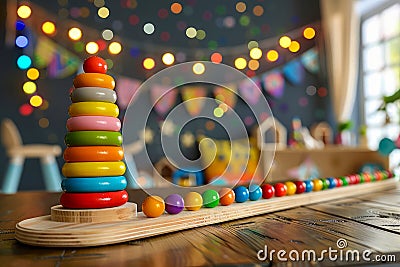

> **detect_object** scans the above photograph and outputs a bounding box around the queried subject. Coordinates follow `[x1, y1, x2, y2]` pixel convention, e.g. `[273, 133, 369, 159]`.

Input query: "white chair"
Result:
[1, 118, 62, 193]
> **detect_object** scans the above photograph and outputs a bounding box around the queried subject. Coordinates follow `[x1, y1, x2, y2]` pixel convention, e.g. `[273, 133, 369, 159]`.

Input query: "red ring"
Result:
[60, 190, 128, 209]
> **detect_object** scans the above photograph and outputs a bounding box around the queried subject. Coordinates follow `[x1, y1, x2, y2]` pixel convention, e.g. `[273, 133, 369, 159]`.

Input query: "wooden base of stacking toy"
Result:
[15, 178, 398, 247]
[50, 202, 137, 223]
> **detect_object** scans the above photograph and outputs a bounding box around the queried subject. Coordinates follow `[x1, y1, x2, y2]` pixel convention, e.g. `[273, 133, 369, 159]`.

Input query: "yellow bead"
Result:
[68, 102, 119, 117]
[184, 192, 203, 211]
[312, 179, 323, 191]
[62, 161, 126, 177]
[285, 181, 297, 196]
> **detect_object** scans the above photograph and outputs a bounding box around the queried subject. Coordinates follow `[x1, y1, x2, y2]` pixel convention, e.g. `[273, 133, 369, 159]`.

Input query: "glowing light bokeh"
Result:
[102, 29, 114, 40]
[192, 62, 205, 74]
[249, 47, 262, 60]
[143, 58, 156, 70]
[248, 59, 260, 70]
[108, 41, 122, 54]
[143, 23, 155, 34]
[17, 5, 32, 19]
[98, 7, 110, 18]
[303, 27, 316, 39]
[162, 53, 175, 65]
[289, 41, 300, 52]
[236, 2, 246, 13]
[42, 21, 56, 35]
[27, 68, 39, 80]
[279, 36, 292, 48]
[30, 95, 43, 107]
[247, 40, 258, 50]
[39, 118, 49, 128]
[17, 55, 31, 69]
[185, 27, 197, 38]
[234, 57, 247, 69]
[253, 5, 264, 16]
[15, 36, 28, 48]
[23, 81, 37, 94]
[68, 27, 82, 40]
[196, 30, 206, 40]
[19, 103, 33, 116]
[171, 3, 182, 14]
[210, 52, 222, 63]
[86, 42, 99, 54]
[213, 107, 224, 118]
[266, 50, 279, 62]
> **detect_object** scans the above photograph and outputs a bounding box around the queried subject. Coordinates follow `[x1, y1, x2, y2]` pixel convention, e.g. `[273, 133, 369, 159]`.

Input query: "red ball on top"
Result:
[294, 181, 306, 194]
[83, 56, 108, 74]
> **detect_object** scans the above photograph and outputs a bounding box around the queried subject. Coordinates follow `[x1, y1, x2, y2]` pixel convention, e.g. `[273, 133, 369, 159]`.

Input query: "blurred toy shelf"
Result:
[264, 146, 388, 182]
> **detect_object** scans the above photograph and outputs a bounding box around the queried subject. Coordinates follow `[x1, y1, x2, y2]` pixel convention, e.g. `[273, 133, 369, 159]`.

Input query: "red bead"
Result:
[348, 174, 357, 184]
[274, 183, 287, 197]
[83, 56, 108, 74]
[294, 181, 306, 194]
[60, 190, 128, 209]
[363, 173, 371, 183]
[335, 177, 343, 187]
[374, 171, 382, 181]
[261, 184, 275, 199]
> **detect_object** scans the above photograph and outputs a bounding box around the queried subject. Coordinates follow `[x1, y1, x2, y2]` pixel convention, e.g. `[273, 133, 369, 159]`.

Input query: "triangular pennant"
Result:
[262, 70, 285, 98]
[213, 85, 237, 111]
[238, 77, 262, 105]
[181, 85, 207, 116]
[151, 85, 177, 116]
[116, 76, 141, 109]
[300, 47, 320, 74]
[282, 59, 305, 85]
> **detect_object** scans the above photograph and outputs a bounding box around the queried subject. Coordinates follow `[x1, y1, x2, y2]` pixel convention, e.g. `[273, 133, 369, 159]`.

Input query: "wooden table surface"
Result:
[1, 187, 400, 267]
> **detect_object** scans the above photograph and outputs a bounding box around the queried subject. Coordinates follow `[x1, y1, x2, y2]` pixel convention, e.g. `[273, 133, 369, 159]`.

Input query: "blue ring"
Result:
[61, 176, 127, 192]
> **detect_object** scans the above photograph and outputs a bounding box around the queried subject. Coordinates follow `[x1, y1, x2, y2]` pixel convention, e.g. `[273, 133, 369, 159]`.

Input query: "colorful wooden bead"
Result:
[218, 188, 235, 206]
[61, 176, 127, 192]
[202, 190, 220, 208]
[340, 176, 350, 186]
[83, 56, 108, 74]
[73, 73, 115, 89]
[348, 174, 357, 185]
[165, 194, 184, 214]
[304, 180, 313, 192]
[312, 179, 323, 191]
[327, 177, 336, 189]
[294, 181, 306, 194]
[142, 196, 165, 218]
[65, 131, 122, 147]
[68, 102, 119, 117]
[233, 186, 249, 203]
[335, 177, 343, 187]
[320, 178, 329, 190]
[285, 181, 297, 195]
[261, 184, 275, 199]
[274, 183, 287, 197]
[184, 192, 203, 211]
[248, 184, 262, 201]
[70, 87, 117, 103]
[374, 171, 382, 181]
[62, 161, 126, 177]
[66, 116, 121, 132]
[60, 190, 128, 209]
[64, 146, 124, 162]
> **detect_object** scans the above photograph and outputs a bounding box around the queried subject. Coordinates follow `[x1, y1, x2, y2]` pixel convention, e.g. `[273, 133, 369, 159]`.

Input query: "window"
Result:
[360, 1, 400, 168]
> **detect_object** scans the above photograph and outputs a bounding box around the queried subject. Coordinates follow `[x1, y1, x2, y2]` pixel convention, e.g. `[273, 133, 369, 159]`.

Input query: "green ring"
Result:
[65, 131, 122, 146]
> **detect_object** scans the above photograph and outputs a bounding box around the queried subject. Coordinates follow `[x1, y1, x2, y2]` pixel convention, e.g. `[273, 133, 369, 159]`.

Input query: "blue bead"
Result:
[233, 186, 249, 203]
[304, 180, 314, 192]
[61, 176, 127, 192]
[327, 177, 337, 189]
[248, 184, 262, 201]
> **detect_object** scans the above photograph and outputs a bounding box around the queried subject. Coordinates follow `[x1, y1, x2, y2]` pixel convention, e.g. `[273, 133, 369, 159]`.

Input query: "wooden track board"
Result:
[15, 178, 399, 247]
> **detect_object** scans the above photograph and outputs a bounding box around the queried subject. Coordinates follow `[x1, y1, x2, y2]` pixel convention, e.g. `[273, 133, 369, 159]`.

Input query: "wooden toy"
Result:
[261, 184, 275, 199]
[64, 146, 124, 162]
[233, 186, 249, 202]
[82, 56, 108, 73]
[248, 184, 262, 201]
[165, 194, 185, 214]
[142, 196, 165, 218]
[73, 73, 115, 89]
[70, 87, 117, 103]
[218, 188, 235, 205]
[202, 189, 219, 208]
[184, 191, 203, 211]
[68, 102, 119, 117]
[66, 116, 121, 131]
[61, 176, 127, 192]
[65, 131, 122, 146]
[274, 182, 287, 196]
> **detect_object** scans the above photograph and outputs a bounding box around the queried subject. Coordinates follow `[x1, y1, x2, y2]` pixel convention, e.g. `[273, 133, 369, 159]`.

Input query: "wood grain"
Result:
[15, 178, 398, 247]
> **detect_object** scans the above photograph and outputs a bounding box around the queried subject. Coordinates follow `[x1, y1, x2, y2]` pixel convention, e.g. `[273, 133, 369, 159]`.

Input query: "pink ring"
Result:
[66, 116, 121, 132]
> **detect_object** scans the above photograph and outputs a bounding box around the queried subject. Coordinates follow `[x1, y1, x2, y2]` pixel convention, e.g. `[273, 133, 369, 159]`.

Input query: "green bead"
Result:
[65, 131, 122, 146]
[321, 178, 329, 190]
[340, 177, 349, 186]
[202, 189, 219, 208]
[359, 174, 365, 183]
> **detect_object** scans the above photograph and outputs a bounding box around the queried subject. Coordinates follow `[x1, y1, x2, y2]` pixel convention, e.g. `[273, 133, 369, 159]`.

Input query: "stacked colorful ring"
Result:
[60, 56, 128, 209]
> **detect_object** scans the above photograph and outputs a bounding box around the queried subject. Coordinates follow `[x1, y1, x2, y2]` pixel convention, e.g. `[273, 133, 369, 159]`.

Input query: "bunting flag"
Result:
[181, 85, 207, 116]
[238, 77, 262, 105]
[300, 47, 320, 74]
[150, 85, 178, 116]
[262, 70, 285, 98]
[213, 84, 237, 111]
[34, 37, 80, 78]
[116, 76, 141, 109]
[282, 59, 305, 85]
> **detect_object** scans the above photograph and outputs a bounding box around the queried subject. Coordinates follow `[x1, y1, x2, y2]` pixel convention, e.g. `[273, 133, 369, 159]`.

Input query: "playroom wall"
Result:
[0, 0, 334, 190]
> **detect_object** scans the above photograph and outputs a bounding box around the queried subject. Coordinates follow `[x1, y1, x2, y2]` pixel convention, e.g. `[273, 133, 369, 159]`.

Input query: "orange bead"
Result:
[219, 188, 235, 206]
[142, 195, 165, 218]
[73, 73, 115, 89]
[285, 181, 297, 196]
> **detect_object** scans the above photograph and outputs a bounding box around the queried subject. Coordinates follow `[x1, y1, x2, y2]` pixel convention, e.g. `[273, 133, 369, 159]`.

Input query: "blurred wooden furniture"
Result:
[1, 187, 399, 266]
[1, 118, 62, 193]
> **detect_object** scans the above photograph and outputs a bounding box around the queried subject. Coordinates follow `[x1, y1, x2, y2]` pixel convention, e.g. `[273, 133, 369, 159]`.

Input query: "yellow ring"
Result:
[62, 161, 126, 177]
[68, 102, 119, 117]
[73, 73, 115, 89]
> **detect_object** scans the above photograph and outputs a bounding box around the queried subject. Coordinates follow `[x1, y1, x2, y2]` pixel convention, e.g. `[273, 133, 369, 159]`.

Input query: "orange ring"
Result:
[63, 146, 124, 162]
[73, 73, 115, 89]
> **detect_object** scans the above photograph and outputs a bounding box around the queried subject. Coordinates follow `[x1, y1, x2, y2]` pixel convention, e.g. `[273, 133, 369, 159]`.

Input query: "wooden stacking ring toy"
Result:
[66, 116, 121, 132]
[63, 146, 124, 162]
[68, 102, 119, 117]
[70, 87, 117, 103]
[60, 190, 128, 209]
[73, 73, 115, 89]
[61, 176, 127, 192]
[65, 131, 122, 146]
[62, 161, 126, 177]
